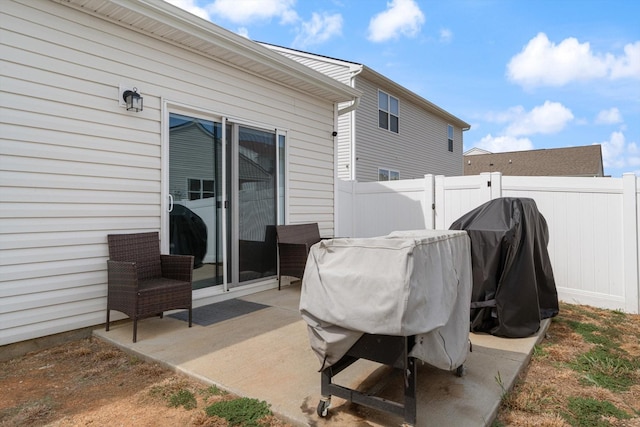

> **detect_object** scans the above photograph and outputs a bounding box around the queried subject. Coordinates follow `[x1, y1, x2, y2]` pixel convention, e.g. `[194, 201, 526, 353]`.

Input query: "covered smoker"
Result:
[449, 197, 559, 338]
[300, 230, 472, 424]
[170, 204, 207, 268]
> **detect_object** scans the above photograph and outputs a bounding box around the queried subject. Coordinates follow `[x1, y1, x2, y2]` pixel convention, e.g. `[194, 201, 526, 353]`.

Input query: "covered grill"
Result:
[300, 230, 472, 425]
[449, 197, 559, 338]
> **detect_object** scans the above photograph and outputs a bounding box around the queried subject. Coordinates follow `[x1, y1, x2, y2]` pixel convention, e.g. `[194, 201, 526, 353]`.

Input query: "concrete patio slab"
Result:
[94, 284, 549, 427]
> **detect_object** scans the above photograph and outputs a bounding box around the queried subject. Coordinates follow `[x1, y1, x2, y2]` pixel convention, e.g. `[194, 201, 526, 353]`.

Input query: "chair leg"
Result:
[278, 275, 282, 291]
[188, 308, 192, 328]
[133, 319, 137, 343]
[106, 309, 110, 332]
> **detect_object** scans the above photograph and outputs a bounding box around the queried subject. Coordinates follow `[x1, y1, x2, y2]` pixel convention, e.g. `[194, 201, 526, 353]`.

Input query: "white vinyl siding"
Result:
[354, 77, 463, 182]
[262, 46, 357, 180]
[1, 0, 338, 345]
[274, 51, 353, 85]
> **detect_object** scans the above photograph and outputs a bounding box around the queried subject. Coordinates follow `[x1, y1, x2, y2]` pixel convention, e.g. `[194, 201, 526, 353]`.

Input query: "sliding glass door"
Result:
[167, 112, 283, 290]
[235, 125, 278, 286]
[168, 113, 227, 289]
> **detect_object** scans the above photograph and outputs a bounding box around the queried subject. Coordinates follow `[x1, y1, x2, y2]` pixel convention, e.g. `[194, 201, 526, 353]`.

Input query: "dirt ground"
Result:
[0, 338, 289, 427]
[1, 302, 639, 426]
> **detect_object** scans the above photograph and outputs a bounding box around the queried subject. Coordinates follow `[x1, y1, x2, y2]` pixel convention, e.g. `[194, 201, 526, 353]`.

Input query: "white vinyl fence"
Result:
[336, 173, 640, 314]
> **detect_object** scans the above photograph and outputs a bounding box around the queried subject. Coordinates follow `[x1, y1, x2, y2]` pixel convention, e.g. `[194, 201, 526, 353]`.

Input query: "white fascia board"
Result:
[61, 0, 361, 103]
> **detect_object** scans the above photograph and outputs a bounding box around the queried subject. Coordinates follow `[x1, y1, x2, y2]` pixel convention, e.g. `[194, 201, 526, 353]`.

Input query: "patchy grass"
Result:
[168, 389, 198, 410]
[0, 397, 56, 426]
[495, 302, 640, 427]
[562, 397, 631, 427]
[205, 398, 272, 427]
[201, 384, 229, 398]
[570, 347, 638, 392]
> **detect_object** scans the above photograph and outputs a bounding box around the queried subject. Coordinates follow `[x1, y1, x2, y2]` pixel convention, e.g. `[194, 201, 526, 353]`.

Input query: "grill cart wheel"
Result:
[455, 365, 466, 377]
[317, 398, 331, 417]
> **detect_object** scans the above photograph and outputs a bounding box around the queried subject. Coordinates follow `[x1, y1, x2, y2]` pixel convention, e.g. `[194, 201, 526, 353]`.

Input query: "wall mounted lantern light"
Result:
[122, 87, 143, 112]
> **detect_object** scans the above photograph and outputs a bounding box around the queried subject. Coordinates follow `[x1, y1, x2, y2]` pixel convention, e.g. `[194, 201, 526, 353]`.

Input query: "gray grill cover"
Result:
[300, 230, 472, 371]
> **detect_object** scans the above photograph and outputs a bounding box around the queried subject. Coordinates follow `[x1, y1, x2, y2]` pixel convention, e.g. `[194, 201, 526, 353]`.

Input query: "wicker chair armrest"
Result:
[107, 260, 138, 292]
[160, 254, 194, 282]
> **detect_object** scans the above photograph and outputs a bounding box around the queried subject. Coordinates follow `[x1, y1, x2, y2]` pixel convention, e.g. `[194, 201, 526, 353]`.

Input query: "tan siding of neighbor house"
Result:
[353, 77, 464, 182]
[1, 0, 339, 345]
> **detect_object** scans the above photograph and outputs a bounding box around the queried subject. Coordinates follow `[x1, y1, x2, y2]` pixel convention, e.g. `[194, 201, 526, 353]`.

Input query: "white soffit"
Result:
[56, 0, 361, 104]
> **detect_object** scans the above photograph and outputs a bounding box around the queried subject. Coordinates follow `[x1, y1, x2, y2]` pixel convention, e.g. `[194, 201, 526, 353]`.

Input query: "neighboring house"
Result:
[261, 43, 471, 182]
[463, 147, 492, 156]
[464, 145, 605, 177]
[0, 0, 360, 346]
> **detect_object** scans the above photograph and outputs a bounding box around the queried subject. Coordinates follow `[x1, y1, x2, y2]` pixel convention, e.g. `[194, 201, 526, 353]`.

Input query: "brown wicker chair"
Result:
[276, 223, 323, 290]
[106, 232, 193, 342]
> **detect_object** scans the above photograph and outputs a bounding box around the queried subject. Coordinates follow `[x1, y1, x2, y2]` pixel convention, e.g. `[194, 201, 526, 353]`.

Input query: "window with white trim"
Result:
[447, 124, 454, 152]
[378, 90, 399, 133]
[378, 168, 400, 181]
[187, 178, 214, 200]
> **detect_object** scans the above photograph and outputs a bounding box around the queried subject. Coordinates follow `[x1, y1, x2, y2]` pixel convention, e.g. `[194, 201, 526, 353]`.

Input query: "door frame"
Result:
[161, 99, 287, 296]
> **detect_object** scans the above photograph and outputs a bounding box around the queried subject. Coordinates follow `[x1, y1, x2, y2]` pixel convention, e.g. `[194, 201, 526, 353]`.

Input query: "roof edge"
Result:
[361, 66, 470, 129]
[58, 0, 361, 103]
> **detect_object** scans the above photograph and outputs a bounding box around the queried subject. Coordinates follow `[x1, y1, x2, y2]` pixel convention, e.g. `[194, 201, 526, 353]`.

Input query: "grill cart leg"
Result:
[404, 336, 417, 427]
[317, 335, 418, 426]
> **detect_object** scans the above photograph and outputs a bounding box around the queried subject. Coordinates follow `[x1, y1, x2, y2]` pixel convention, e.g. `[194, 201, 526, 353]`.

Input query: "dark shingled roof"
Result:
[464, 145, 604, 177]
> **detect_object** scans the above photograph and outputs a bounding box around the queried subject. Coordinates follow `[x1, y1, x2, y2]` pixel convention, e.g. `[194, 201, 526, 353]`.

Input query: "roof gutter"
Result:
[337, 65, 364, 116]
[337, 97, 360, 115]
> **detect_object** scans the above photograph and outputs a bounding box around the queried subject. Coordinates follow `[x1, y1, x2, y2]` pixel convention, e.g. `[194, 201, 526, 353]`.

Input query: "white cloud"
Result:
[205, 0, 298, 24]
[439, 28, 453, 43]
[476, 134, 534, 153]
[595, 107, 623, 125]
[367, 0, 425, 43]
[610, 41, 640, 79]
[237, 27, 250, 38]
[505, 101, 574, 136]
[292, 12, 343, 48]
[599, 131, 640, 169]
[473, 102, 573, 154]
[165, 0, 211, 20]
[507, 33, 640, 88]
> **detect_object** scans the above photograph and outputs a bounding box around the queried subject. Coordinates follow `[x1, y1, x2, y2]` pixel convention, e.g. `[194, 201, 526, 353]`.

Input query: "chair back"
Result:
[276, 223, 321, 246]
[107, 232, 162, 280]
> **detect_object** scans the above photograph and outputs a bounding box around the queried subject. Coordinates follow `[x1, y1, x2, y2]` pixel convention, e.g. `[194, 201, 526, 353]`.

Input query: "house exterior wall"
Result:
[273, 50, 354, 84]
[261, 46, 356, 180]
[0, 0, 339, 345]
[354, 77, 464, 182]
[262, 45, 468, 182]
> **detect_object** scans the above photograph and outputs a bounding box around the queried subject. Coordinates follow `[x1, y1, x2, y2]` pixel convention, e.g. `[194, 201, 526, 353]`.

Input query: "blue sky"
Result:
[166, 0, 640, 177]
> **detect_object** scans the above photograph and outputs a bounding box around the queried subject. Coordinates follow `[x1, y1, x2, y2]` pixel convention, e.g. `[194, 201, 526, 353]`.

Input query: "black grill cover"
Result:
[449, 197, 558, 337]
[170, 204, 207, 268]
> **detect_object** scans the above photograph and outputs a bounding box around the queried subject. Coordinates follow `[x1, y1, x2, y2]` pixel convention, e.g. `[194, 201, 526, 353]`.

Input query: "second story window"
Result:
[447, 124, 454, 152]
[379, 90, 399, 133]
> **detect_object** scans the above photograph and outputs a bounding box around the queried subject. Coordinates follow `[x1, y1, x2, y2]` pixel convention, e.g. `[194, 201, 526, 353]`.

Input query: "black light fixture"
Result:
[122, 87, 143, 112]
